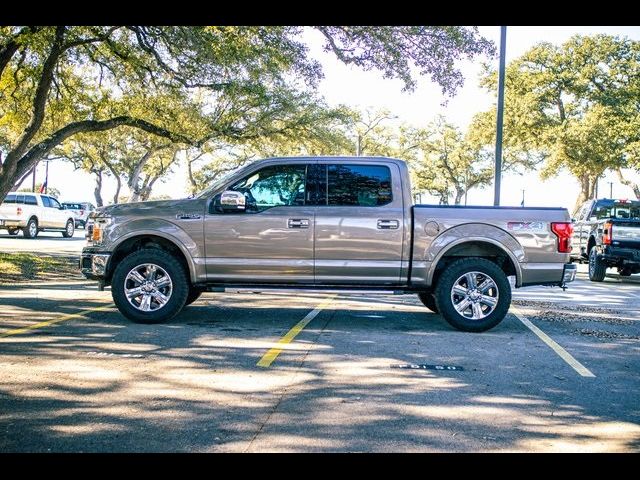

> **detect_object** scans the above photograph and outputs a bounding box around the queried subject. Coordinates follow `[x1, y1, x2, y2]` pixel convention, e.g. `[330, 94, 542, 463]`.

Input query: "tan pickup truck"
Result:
[81, 157, 576, 332]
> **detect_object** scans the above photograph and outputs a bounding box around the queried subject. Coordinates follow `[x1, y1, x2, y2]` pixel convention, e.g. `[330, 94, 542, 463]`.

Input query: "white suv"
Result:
[0, 192, 76, 238]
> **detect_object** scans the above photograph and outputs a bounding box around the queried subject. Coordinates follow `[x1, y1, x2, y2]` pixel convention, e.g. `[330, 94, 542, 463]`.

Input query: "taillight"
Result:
[16, 207, 22, 216]
[602, 222, 613, 245]
[551, 222, 573, 253]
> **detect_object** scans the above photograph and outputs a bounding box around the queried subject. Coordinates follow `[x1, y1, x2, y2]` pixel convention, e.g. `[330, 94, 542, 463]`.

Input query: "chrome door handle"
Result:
[288, 218, 310, 229]
[377, 219, 399, 230]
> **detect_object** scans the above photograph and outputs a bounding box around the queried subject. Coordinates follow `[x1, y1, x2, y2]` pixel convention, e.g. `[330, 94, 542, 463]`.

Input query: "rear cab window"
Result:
[315, 164, 393, 207]
[592, 200, 640, 220]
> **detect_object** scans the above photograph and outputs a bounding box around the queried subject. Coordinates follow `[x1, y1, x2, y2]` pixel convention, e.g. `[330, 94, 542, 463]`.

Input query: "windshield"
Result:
[194, 166, 248, 199]
[592, 200, 640, 220]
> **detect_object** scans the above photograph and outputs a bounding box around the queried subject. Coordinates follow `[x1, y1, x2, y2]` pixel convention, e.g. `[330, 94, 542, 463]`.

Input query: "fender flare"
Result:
[426, 226, 524, 287]
[110, 228, 198, 283]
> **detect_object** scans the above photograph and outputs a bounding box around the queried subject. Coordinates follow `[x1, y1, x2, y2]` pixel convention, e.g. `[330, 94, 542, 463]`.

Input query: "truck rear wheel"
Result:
[434, 258, 511, 333]
[417, 292, 438, 313]
[22, 218, 38, 239]
[588, 248, 607, 282]
[185, 288, 203, 306]
[111, 249, 189, 324]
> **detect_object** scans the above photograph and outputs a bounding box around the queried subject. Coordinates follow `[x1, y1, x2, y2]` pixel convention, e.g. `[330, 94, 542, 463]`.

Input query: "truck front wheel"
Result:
[434, 258, 511, 333]
[111, 249, 189, 324]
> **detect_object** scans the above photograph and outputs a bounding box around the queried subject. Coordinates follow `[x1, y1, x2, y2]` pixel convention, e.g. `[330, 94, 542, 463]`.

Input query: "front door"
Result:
[204, 163, 315, 283]
[41, 195, 66, 228]
[313, 162, 405, 285]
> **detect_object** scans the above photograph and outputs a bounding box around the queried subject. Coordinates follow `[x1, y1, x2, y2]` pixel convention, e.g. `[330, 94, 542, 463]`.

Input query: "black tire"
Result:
[22, 217, 38, 239]
[588, 248, 607, 282]
[111, 249, 189, 324]
[619, 268, 632, 277]
[417, 292, 439, 313]
[62, 219, 75, 238]
[185, 288, 203, 306]
[7, 228, 18, 236]
[434, 258, 511, 333]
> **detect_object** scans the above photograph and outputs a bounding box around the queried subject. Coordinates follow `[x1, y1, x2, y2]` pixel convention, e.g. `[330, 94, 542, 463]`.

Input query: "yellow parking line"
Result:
[0, 304, 113, 338]
[511, 306, 596, 378]
[257, 294, 336, 368]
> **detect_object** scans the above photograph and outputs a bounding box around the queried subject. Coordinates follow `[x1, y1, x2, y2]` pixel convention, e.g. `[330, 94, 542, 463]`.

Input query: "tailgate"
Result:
[611, 219, 640, 249]
[0, 204, 18, 221]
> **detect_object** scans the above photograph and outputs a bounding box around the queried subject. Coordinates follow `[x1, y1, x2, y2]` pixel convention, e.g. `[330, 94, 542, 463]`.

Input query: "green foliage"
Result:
[478, 34, 640, 207]
[1, 26, 494, 203]
[407, 117, 494, 205]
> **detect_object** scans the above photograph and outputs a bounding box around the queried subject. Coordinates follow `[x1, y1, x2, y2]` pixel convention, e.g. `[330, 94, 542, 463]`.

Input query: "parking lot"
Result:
[1, 246, 639, 452]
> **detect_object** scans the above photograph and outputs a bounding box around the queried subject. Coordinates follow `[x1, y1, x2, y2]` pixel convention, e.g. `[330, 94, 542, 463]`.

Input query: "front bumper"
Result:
[80, 251, 111, 280]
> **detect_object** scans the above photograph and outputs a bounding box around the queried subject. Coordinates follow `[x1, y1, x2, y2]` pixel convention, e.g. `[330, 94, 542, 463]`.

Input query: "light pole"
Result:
[608, 182, 613, 199]
[521, 189, 525, 207]
[493, 26, 507, 206]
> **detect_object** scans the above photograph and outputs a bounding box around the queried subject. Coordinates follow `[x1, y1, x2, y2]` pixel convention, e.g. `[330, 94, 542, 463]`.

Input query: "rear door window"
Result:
[324, 164, 393, 207]
[24, 195, 37, 205]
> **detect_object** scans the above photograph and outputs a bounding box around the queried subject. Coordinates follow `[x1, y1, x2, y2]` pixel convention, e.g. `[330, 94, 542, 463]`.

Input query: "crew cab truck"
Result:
[0, 192, 76, 238]
[571, 198, 640, 281]
[81, 157, 576, 332]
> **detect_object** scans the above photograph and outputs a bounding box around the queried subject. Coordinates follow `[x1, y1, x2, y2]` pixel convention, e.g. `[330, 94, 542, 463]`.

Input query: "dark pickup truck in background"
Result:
[571, 198, 640, 281]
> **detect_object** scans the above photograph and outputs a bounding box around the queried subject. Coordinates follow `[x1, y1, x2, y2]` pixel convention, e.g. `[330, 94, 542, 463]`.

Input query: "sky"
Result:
[38, 26, 640, 210]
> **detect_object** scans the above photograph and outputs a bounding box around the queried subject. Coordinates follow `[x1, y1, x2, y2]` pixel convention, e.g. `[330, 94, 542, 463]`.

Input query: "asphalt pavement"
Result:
[0, 264, 638, 452]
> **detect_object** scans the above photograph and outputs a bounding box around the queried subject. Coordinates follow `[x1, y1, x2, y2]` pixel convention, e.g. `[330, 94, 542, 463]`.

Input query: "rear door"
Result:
[313, 162, 405, 284]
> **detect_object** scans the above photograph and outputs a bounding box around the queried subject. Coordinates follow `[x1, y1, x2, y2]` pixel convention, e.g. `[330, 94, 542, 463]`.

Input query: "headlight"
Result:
[88, 216, 113, 245]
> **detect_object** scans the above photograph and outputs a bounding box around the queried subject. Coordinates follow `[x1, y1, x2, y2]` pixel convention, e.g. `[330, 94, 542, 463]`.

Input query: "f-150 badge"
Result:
[507, 221, 546, 233]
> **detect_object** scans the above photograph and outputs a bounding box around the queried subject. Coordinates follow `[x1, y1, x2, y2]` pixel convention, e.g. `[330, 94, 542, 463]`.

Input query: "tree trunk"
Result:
[454, 188, 465, 206]
[615, 168, 640, 199]
[12, 165, 36, 192]
[113, 175, 121, 205]
[94, 170, 104, 207]
[573, 174, 600, 215]
[573, 174, 591, 215]
[127, 150, 154, 203]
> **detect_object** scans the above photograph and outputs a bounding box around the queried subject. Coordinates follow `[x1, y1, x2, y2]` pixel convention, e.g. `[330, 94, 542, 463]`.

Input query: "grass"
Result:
[0, 252, 82, 283]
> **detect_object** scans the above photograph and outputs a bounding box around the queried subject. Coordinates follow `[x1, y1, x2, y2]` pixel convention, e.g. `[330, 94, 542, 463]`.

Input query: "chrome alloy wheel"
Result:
[29, 221, 37, 237]
[124, 263, 173, 312]
[66, 220, 74, 236]
[450, 271, 499, 320]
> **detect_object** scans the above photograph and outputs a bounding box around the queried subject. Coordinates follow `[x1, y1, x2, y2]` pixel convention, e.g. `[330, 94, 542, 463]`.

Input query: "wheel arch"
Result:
[106, 233, 197, 285]
[428, 238, 521, 288]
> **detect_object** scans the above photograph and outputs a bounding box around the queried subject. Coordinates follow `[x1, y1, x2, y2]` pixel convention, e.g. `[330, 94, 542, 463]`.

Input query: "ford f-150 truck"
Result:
[0, 192, 76, 238]
[570, 198, 640, 281]
[81, 157, 576, 332]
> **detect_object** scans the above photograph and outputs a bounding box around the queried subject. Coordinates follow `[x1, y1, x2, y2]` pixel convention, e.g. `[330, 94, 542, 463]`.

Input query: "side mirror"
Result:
[211, 190, 246, 214]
